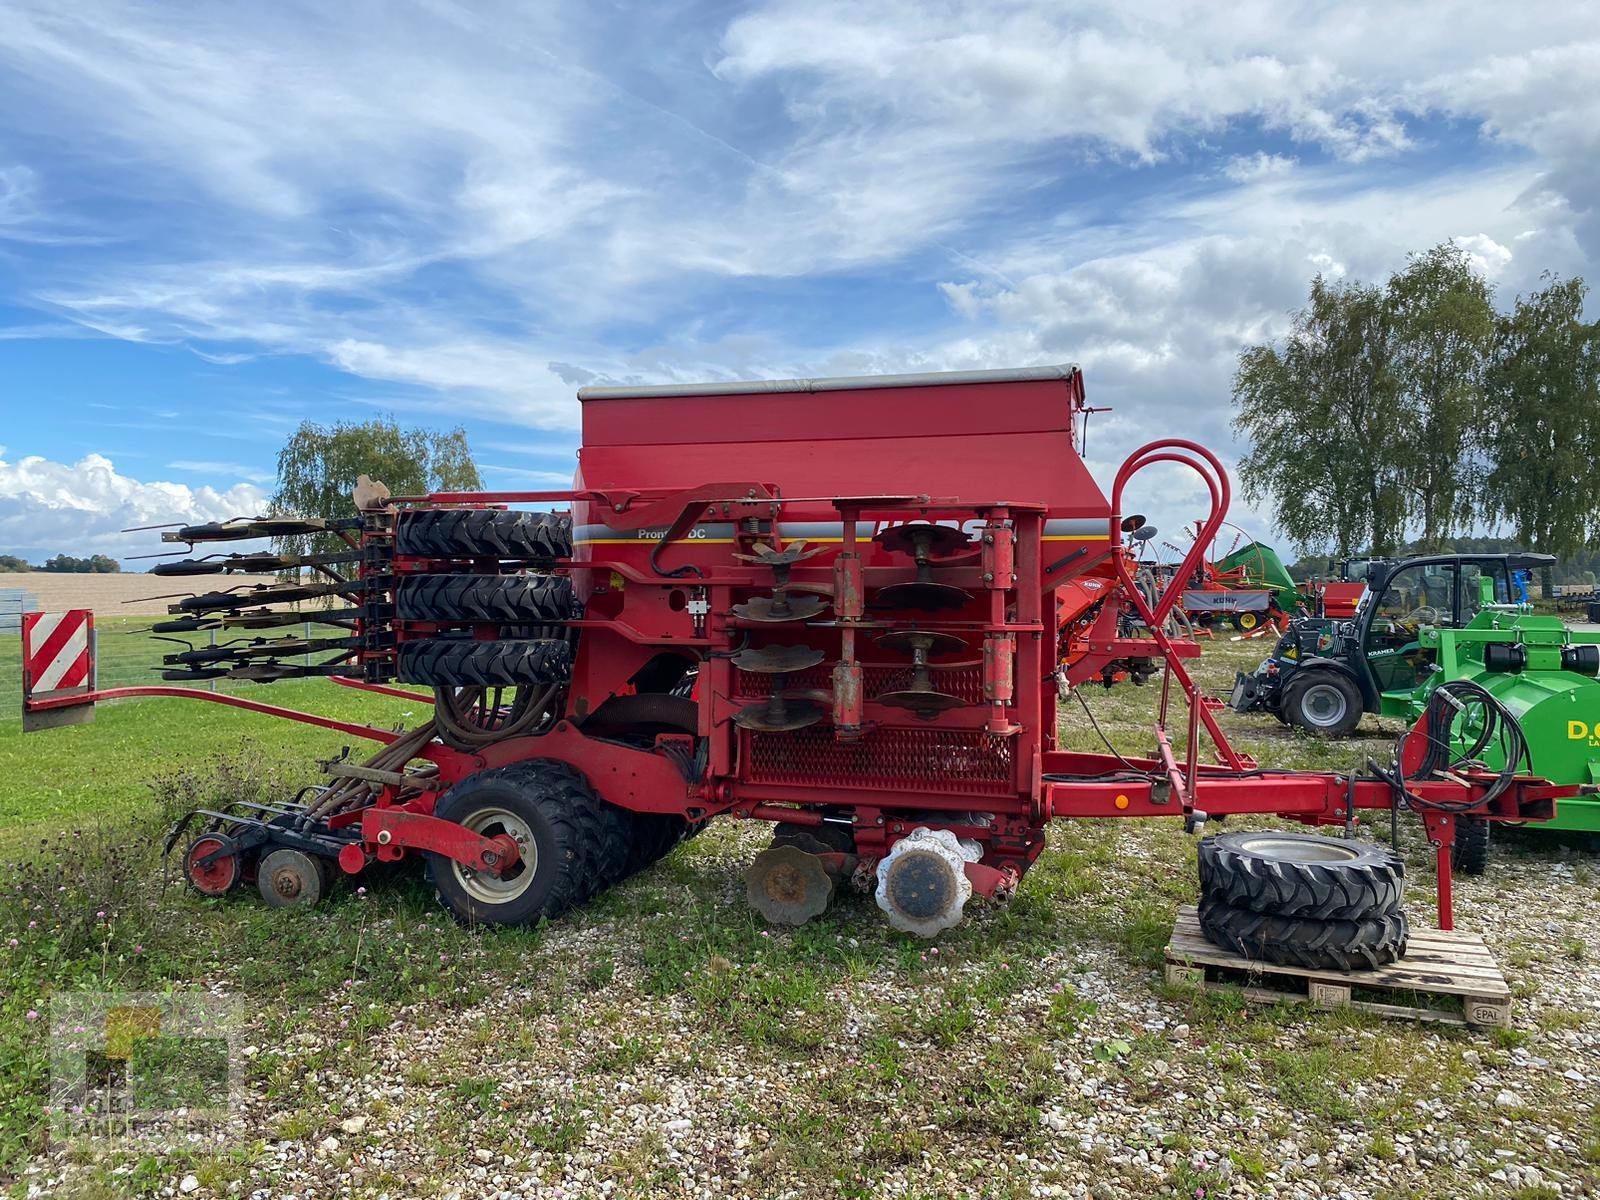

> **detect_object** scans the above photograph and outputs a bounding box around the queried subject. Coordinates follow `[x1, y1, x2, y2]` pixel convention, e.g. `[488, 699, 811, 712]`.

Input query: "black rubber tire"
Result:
[1282, 669, 1363, 737]
[621, 812, 688, 878]
[1452, 816, 1491, 876]
[1198, 830, 1403, 920]
[397, 638, 572, 687]
[427, 760, 619, 925]
[397, 509, 572, 560]
[1198, 896, 1408, 971]
[395, 574, 574, 623]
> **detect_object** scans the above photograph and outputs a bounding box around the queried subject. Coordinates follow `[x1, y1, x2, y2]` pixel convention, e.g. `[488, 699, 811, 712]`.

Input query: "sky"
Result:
[0, 0, 1597, 564]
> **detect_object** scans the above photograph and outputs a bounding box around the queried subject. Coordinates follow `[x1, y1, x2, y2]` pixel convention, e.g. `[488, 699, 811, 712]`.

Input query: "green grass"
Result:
[0, 626, 1590, 1194]
[0, 616, 422, 850]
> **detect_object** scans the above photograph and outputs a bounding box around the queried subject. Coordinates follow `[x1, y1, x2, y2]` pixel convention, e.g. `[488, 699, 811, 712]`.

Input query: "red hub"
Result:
[183, 834, 242, 896]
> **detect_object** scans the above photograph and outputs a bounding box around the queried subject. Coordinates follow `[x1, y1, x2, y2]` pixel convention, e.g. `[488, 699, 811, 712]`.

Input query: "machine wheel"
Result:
[396, 574, 575, 623]
[1281, 670, 1362, 737]
[1198, 830, 1403, 920]
[426, 760, 620, 925]
[257, 848, 325, 909]
[622, 812, 688, 877]
[1452, 816, 1491, 876]
[1198, 896, 1408, 971]
[397, 638, 572, 688]
[1235, 611, 1260, 632]
[396, 509, 572, 560]
[182, 834, 243, 897]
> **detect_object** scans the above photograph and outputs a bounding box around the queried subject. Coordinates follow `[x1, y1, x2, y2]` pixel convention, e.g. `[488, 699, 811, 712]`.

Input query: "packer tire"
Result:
[397, 638, 572, 687]
[426, 760, 610, 925]
[1198, 896, 1408, 971]
[1452, 816, 1491, 876]
[621, 812, 689, 878]
[1198, 830, 1403, 920]
[1282, 669, 1363, 737]
[397, 509, 572, 560]
[395, 574, 575, 623]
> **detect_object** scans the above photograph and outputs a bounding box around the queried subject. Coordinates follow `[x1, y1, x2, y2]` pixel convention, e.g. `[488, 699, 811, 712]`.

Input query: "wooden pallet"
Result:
[1164, 906, 1512, 1027]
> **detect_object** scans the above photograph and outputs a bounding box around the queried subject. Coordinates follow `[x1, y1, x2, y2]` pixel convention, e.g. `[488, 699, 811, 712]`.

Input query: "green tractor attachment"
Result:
[1231, 551, 1600, 864]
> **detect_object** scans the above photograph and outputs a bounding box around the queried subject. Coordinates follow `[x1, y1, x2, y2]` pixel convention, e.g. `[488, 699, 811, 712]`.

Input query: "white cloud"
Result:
[0, 0, 1595, 510]
[0, 453, 267, 562]
[1223, 152, 1296, 182]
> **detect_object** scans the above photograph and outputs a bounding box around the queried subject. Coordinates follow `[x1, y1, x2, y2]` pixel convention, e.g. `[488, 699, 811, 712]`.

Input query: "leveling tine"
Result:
[147, 608, 362, 634]
[170, 580, 354, 614]
[151, 550, 362, 576]
[159, 516, 363, 544]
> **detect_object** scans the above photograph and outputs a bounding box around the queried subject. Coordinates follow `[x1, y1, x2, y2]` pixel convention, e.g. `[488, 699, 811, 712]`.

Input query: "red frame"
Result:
[22, 370, 1575, 932]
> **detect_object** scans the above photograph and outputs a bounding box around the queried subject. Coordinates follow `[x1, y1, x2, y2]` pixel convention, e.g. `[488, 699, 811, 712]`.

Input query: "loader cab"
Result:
[1357, 553, 1555, 696]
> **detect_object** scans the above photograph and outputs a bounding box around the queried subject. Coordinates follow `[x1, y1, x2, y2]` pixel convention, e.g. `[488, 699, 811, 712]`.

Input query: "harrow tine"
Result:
[146, 608, 361, 634]
[169, 580, 354, 614]
[160, 635, 360, 666]
[158, 660, 351, 683]
[151, 550, 362, 577]
[160, 517, 362, 545]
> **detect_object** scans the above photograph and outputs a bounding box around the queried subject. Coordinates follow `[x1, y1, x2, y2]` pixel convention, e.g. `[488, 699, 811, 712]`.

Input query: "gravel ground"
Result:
[16, 638, 1600, 1199]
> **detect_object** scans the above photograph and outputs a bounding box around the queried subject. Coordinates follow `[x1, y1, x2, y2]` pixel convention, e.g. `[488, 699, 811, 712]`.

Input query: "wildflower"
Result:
[25, 1010, 39, 1022]
[27, 920, 36, 929]
[356, 886, 367, 898]
[96, 910, 107, 920]
[134, 944, 145, 955]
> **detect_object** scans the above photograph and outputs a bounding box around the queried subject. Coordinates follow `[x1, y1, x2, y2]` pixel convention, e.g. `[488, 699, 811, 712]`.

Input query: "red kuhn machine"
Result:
[22, 366, 1569, 942]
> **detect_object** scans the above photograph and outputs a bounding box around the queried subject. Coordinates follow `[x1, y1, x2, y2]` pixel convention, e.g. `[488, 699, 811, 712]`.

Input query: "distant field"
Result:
[0, 570, 281, 615]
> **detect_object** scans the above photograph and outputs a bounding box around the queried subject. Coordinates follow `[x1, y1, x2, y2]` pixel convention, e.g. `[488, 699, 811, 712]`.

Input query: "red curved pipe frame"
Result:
[1106, 440, 1245, 799]
[24, 685, 404, 743]
[330, 676, 436, 704]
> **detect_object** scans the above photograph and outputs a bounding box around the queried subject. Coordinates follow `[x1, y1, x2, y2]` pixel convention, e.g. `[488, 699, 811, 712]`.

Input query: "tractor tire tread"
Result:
[1281, 669, 1363, 737]
[1198, 896, 1408, 971]
[397, 509, 572, 560]
[1452, 816, 1491, 877]
[397, 638, 572, 687]
[1198, 831, 1404, 920]
[395, 574, 575, 623]
[426, 760, 618, 923]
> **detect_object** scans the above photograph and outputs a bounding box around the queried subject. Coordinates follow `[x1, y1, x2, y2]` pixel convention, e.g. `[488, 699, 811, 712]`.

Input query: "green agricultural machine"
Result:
[1231, 552, 1600, 867]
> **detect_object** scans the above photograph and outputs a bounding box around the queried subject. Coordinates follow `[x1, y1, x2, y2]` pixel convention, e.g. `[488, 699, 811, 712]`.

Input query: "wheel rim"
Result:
[1238, 613, 1258, 630]
[1300, 682, 1349, 728]
[451, 806, 538, 904]
[185, 836, 239, 895]
[1233, 834, 1360, 864]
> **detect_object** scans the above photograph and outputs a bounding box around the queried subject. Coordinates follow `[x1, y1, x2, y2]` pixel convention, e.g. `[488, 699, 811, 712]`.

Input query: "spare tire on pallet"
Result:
[395, 574, 575, 623]
[397, 509, 572, 560]
[397, 638, 572, 687]
[1198, 830, 1403, 920]
[1198, 896, 1408, 971]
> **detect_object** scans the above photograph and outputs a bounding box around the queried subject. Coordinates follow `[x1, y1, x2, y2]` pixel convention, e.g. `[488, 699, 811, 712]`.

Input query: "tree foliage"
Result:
[1233, 245, 1600, 564]
[1481, 276, 1600, 560]
[271, 419, 482, 557]
[1386, 243, 1496, 550]
[1232, 275, 1405, 557]
[39, 554, 121, 573]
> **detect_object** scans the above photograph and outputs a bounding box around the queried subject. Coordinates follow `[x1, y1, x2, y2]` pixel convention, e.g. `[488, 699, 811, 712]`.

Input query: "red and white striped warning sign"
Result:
[22, 609, 94, 695]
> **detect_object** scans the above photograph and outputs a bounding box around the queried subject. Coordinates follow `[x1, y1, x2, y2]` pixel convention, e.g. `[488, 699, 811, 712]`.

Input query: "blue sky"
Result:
[1, 1, 1597, 561]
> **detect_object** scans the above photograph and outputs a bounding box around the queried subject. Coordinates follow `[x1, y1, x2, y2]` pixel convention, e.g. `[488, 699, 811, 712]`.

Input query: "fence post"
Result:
[305, 621, 312, 667]
[209, 628, 218, 693]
